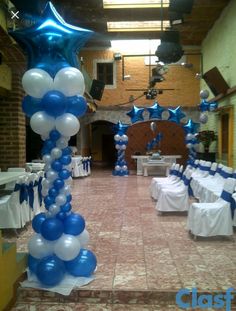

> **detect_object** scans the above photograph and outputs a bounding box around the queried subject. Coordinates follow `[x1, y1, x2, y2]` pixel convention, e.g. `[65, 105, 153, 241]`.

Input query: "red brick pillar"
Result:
[0, 67, 26, 171]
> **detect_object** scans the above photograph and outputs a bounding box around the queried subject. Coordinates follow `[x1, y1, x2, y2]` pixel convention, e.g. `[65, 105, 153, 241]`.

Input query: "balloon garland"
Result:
[113, 121, 129, 176]
[10, 2, 97, 287]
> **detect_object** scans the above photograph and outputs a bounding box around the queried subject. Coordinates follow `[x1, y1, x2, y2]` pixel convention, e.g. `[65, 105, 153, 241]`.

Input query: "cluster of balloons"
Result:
[199, 90, 218, 124]
[112, 121, 129, 176]
[113, 133, 129, 176]
[9, 1, 97, 287]
[185, 133, 199, 162]
[29, 212, 96, 286]
[146, 132, 163, 151]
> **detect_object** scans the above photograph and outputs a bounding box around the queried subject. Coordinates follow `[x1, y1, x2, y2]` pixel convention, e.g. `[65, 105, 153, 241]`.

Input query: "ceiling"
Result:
[51, 0, 230, 48]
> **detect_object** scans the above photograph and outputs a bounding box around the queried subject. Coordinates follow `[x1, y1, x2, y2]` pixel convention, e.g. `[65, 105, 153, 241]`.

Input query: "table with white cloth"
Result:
[132, 155, 182, 176]
[26, 162, 45, 172]
[0, 171, 26, 186]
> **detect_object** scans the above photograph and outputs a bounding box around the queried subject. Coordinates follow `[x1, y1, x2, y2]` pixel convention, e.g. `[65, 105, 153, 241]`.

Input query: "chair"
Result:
[190, 161, 211, 196]
[150, 164, 181, 200]
[187, 178, 236, 237]
[4, 167, 26, 191]
[0, 176, 28, 229]
[156, 170, 192, 213]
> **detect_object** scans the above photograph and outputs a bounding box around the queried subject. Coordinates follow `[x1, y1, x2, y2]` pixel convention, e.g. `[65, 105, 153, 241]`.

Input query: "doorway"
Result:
[218, 106, 233, 166]
[91, 120, 116, 168]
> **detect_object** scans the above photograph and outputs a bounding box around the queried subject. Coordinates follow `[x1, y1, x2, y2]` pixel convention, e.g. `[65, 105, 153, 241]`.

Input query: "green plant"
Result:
[197, 130, 217, 151]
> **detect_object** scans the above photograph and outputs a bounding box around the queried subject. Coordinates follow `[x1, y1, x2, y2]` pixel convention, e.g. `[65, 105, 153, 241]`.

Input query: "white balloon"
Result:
[43, 154, 52, 164]
[200, 89, 209, 99]
[121, 134, 128, 142]
[22, 68, 53, 98]
[121, 144, 127, 150]
[56, 113, 80, 137]
[46, 169, 58, 182]
[54, 67, 85, 97]
[122, 165, 128, 171]
[54, 234, 81, 261]
[186, 134, 193, 140]
[48, 204, 61, 216]
[44, 164, 51, 171]
[115, 165, 121, 171]
[56, 137, 68, 149]
[114, 134, 121, 141]
[77, 229, 90, 248]
[51, 147, 62, 159]
[28, 234, 54, 259]
[60, 184, 71, 195]
[65, 177, 73, 185]
[186, 143, 193, 149]
[115, 144, 120, 150]
[55, 194, 67, 206]
[199, 113, 208, 124]
[30, 111, 55, 135]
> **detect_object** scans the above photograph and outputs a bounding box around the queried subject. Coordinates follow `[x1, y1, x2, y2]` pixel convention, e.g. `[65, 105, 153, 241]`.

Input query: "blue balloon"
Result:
[61, 202, 72, 213]
[22, 96, 42, 117]
[67, 95, 87, 117]
[36, 255, 65, 286]
[65, 249, 97, 277]
[53, 178, 65, 190]
[44, 139, 55, 151]
[32, 212, 46, 233]
[62, 147, 72, 156]
[66, 194, 72, 203]
[41, 217, 64, 241]
[57, 211, 67, 220]
[60, 155, 71, 165]
[168, 106, 186, 124]
[64, 213, 85, 235]
[59, 169, 71, 180]
[126, 105, 144, 124]
[48, 187, 59, 198]
[28, 254, 40, 274]
[42, 91, 67, 117]
[51, 160, 63, 172]
[147, 102, 165, 120]
[44, 195, 55, 207]
[9, 2, 93, 70]
[49, 130, 61, 141]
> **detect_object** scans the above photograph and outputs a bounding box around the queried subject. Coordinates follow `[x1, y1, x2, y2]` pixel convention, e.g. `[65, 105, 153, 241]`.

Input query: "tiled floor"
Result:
[4, 169, 236, 310]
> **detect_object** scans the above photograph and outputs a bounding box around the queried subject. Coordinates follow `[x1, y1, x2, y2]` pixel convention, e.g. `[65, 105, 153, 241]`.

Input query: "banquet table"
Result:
[0, 172, 26, 186]
[26, 162, 45, 172]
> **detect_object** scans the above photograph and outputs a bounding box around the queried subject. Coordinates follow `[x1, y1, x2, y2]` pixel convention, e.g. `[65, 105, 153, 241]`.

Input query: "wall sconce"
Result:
[114, 53, 122, 61]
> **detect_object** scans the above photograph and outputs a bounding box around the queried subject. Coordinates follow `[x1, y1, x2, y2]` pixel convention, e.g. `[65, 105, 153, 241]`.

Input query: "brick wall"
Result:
[80, 49, 200, 108]
[0, 67, 26, 170]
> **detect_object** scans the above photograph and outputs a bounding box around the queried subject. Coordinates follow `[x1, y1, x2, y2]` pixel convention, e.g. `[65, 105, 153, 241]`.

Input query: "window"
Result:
[94, 60, 116, 89]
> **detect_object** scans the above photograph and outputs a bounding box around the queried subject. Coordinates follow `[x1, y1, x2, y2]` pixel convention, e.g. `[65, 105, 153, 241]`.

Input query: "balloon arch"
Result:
[113, 103, 200, 176]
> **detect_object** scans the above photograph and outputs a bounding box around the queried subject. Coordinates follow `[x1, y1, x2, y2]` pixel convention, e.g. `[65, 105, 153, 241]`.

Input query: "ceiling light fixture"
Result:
[107, 20, 170, 32]
[103, 0, 169, 9]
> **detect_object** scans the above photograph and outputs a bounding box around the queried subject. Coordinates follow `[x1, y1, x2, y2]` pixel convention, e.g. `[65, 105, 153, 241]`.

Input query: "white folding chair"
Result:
[187, 178, 236, 237]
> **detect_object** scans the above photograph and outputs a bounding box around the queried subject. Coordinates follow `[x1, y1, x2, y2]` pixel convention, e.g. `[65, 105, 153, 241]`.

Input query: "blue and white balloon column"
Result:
[10, 2, 97, 287]
[113, 121, 129, 176]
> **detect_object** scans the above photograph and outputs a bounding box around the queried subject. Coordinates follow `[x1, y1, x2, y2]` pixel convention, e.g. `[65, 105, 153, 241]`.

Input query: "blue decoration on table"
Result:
[168, 106, 186, 124]
[9, 2, 93, 74]
[146, 102, 165, 120]
[126, 105, 145, 124]
[113, 122, 129, 176]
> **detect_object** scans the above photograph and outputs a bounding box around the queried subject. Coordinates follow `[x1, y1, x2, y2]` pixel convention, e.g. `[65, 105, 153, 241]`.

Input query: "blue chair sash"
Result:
[14, 183, 28, 204]
[27, 181, 34, 210]
[221, 190, 234, 218]
[172, 169, 178, 176]
[177, 170, 182, 177]
[199, 164, 210, 172]
[209, 169, 216, 176]
[216, 167, 222, 175]
[221, 171, 232, 179]
[38, 176, 43, 206]
[233, 173, 236, 179]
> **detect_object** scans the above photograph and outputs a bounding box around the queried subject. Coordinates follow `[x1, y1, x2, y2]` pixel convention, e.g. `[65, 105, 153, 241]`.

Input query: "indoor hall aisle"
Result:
[6, 169, 236, 310]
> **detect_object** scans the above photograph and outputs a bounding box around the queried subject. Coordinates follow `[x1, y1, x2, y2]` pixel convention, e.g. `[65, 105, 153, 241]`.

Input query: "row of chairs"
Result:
[0, 170, 44, 230]
[150, 160, 236, 238]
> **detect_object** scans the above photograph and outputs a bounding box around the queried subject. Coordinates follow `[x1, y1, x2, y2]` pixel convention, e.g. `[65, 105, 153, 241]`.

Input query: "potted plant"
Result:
[196, 130, 217, 153]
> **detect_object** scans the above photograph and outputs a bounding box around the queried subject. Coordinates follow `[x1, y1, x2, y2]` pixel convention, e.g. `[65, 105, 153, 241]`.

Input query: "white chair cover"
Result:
[0, 176, 28, 229]
[156, 170, 192, 212]
[187, 178, 236, 237]
[190, 161, 211, 196]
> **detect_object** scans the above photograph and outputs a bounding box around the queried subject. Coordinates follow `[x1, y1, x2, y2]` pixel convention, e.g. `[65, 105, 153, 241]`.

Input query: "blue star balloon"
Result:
[114, 120, 130, 135]
[146, 102, 165, 120]
[183, 119, 199, 134]
[126, 105, 144, 124]
[199, 99, 209, 112]
[168, 106, 186, 124]
[209, 101, 218, 111]
[9, 2, 93, 76]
